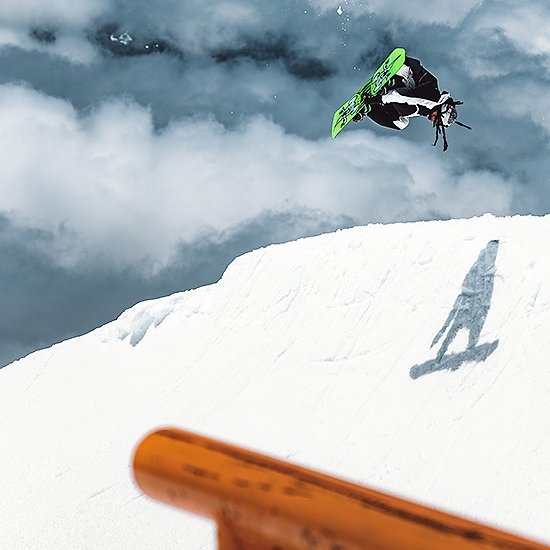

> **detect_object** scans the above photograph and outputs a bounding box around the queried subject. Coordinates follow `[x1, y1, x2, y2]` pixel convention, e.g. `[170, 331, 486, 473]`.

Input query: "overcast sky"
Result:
[1, 0, 549, 367]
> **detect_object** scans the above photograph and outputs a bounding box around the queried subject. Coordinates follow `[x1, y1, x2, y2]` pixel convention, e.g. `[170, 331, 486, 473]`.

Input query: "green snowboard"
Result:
[331, 47, 406, 139]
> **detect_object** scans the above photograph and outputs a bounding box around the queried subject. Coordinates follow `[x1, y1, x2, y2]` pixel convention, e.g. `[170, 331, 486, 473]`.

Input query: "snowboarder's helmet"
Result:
[440, 102, 458, 127]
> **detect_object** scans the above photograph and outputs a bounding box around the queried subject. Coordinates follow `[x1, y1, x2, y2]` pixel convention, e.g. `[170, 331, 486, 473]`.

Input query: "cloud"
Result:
[0, 82, 516, 274]
[471, 1, 550, 59]
[308, 0, 485, 26]
[0, 0, 328, 60]
[490, 80, 550, 135]
[0, 0, 106, 29]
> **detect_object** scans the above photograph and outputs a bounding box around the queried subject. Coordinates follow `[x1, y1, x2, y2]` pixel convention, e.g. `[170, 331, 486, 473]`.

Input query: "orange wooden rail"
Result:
[133, 428, 549, 550]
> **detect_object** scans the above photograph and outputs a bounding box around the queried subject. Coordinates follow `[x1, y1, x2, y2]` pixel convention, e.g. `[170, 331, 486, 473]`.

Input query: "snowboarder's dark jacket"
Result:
[367, 57, 448, 130]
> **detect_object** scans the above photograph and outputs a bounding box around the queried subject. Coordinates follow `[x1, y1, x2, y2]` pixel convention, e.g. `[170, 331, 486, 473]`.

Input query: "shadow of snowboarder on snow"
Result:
[410, 240, 500, 380]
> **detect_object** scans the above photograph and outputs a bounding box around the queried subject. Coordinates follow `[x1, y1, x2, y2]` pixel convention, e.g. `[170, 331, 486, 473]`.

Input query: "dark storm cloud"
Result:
[211, 33, 335, 81]
[0, 0, 549, 366]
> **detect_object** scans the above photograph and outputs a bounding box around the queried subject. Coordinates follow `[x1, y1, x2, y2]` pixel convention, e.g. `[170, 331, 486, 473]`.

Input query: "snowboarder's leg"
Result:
[466, 306, 489, 349]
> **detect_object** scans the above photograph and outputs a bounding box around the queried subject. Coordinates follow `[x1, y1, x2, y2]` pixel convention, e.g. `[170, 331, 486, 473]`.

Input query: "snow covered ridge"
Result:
[1, 214, 550, 549]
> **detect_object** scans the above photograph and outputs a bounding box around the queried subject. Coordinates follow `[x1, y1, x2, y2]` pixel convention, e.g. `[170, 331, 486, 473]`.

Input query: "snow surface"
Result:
[1, 213, 550, 548]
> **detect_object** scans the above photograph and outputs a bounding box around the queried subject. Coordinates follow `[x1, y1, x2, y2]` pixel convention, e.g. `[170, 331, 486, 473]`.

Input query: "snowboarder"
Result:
[352, 56, 470, 150]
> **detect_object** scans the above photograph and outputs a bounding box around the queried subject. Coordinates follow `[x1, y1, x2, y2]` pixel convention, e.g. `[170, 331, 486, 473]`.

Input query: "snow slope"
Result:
[1, 214, 550, 548]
